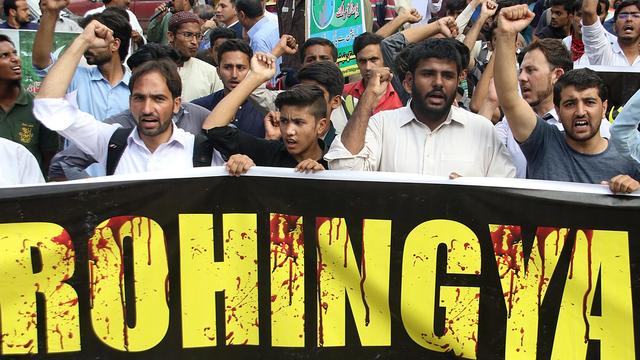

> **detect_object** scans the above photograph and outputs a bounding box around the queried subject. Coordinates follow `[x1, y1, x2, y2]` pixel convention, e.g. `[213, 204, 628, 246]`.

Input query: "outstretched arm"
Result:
[202, 52, 276, 129]
[493, 5, 537, 143]
[36, 20, 115, 99]
[375, 7, 422, 38]
[33, 0, 69, 69]
[400, 16, 458, 44]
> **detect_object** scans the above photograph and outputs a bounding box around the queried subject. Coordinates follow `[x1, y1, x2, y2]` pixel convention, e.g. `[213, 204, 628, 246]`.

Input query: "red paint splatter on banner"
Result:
[51, 230, 74, 261]
[534, 227, 563, 307]
[315, 217, 330, 346]
[270, 214, 303, 305]
[490, 225, 522, 317]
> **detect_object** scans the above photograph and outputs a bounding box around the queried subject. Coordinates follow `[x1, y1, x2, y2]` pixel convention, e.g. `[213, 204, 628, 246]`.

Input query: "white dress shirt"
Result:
[325, 103, 516, 177]
[582, 20, 640, 67]
[0, 138, 45, 186]
[495, 109, 612, 178]
[33, 94, 222, 176]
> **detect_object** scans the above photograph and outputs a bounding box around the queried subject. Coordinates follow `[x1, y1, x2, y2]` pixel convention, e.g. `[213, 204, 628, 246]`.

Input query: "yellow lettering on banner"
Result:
[270, 214, 305, 346]
[315, 218, 391, 347]
[401, 220, 480, 358]
[88, 216, 169, 351]
[551, 230, 634, 359]
[179, 214, 259, 347]
[489, 225, 568, 358]
[0, 223, 80, 354]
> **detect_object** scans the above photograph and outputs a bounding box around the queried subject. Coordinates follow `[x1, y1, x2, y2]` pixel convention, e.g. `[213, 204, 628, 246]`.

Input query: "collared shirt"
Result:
[582, 19, 640, 67]
[35, 63, 131, 121]
[0, 137, 44, 186]
[247, 16, 281, 82]
[325, 103, 516, 177]
[495, 109, 612, 178]
[0, 86, 58, 167]
[343, 80, 402, 115]
[178, 57, 224, 102]
[33, 95, 212, 175]
[192, 90, 265, 138]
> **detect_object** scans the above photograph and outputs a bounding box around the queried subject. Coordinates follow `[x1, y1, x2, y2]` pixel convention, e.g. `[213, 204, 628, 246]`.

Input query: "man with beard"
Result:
[562, 0, 617, 66]
[0, 34, 57, 173]
[1, 0, 39, 29]
[192, 39, 265, 137]
[494, 5, 639, 192]
[494, 37, 611, 178]
[33, 20, 223, 175]
[325, 38, 515, 178]
[535, 0, 573, 40]
[343, 32, 403, 115]
[33, 4, 131, 122]
[167, 11, 223, 102]
[582, 0, 640, 66]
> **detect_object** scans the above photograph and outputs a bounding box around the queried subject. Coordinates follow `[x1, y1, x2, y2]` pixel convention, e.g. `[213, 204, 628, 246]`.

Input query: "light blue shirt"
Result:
[611, 89, 640, 164]
[35, 58, 131, 122]
[247, 16, 281, 83]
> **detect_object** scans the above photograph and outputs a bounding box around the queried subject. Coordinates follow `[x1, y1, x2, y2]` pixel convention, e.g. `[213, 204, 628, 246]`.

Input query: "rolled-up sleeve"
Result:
[611, 89, 640, 163]
[33, 92, 118, 163]
[581, 20, 612, 66]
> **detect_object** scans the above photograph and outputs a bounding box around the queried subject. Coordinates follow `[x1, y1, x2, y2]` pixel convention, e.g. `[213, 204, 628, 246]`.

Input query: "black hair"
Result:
[209, 27, 236, 45]
[394, 43, 415, 82]
[407, 38, 470, 75]
[129, 59, 182, 99]
[549, 0, 574, 12]
[522, 38, 573, 72]
[275, 83, 328, 120]
[296, 61, 344, 99]
[572, 0, 583, 13]
[235, 0, 263, 18]
[81, 7, 132, 62]
[299, 37, 338, 62]
[597, 0, 610, 15]
[352, 32, 383, 57]
[193, 4, 215, 20]
[553, 68, 608, 107]
[446, 0, 467, 14]
[614, 0, 640, 20]
[3, 0, 17, 16]
[127, 43, 182, 69]
[216, 38, 252, 64]
[0, 34, 14, 46]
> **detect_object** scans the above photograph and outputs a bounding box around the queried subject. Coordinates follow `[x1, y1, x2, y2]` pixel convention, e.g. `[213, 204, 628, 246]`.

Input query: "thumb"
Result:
[600, 180, 610, 185]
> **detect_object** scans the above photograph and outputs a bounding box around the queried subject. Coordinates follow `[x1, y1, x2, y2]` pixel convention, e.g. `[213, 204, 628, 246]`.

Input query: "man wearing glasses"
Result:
[167, 11, 223, 101]
[581, 0, 640, 66]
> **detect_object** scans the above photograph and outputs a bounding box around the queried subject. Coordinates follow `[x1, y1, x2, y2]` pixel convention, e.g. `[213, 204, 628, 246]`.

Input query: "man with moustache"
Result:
[325, 38, 515, 178]
[167, 11, 223, 101]
[494, 5, 639, 192]
[191, 39, 265, 137]
[1, 0, 39, 29]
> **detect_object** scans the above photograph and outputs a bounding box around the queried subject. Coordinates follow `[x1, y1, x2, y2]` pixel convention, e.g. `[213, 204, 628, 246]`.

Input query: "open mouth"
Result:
[623, 24, 635, 33]
[574, 119, 589, 129]
[11, 65, 21, 74]
[285, 138, 297, 148]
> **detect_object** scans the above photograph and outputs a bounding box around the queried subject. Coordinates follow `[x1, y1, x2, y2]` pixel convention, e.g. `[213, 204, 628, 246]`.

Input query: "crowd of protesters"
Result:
[2, 0, 640, 194]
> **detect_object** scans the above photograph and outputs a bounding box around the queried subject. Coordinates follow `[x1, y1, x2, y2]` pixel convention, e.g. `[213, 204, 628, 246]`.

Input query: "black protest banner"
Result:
[0, 170, 638, 359]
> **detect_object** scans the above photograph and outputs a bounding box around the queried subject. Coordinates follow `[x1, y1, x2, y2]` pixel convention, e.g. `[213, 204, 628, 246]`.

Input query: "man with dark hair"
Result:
[582, 0, 640, 66]
[562, 0, 617, 65]
[147, 0, 195, 45]
[326, 38, 515, 177]
[536, 0, 574, 39]
[83, 0, 145, 53]
[216, 0, 242, 39]
[167, 11, 223, 101]
[494, 5, 639, 192]
[343, 32, 402, 115]
[299, 37, 338, 65]
[1, 0, 38, 29]
[192, 39, 265, 137]
[34, 21, 222, 176]
[445, 0, 467, 19]
[34, 2, 132, 124]
[236, 0, 280, 82]
[205, 27, 237, 66]
[202, 53, 328, 175]
[48, 43, 213, 180]
[0, 34, 57, 173]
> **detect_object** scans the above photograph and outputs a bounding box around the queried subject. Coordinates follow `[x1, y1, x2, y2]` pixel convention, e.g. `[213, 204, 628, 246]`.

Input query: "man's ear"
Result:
[167, 31, 175, 45]
[110, 38, 121, 54]
[602, 99, 608, 119]
[173, 96, 182, 114]
[551, 67, 565, 84]
[317, 117, 328, 137]
[330, 94, 341, 110]
[404, 72, 413, 95]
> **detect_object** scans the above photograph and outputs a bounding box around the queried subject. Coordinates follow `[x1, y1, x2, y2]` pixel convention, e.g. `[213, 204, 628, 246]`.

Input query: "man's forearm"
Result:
[376, 12, 410, 38]
[203, 73, 265, 129]
[401, 21, 440, 44]
[340, 90, 377, 154]
[36, 36, 89, 99]
[469, 56, 495, 112]
[32, 11, 59, 69]
[493, 32, 520, 111]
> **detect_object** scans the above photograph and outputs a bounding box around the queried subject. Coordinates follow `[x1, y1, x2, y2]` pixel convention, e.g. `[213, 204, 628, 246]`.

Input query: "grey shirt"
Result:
[521, 117, 640, 184]
[48, 102, 211, 180]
